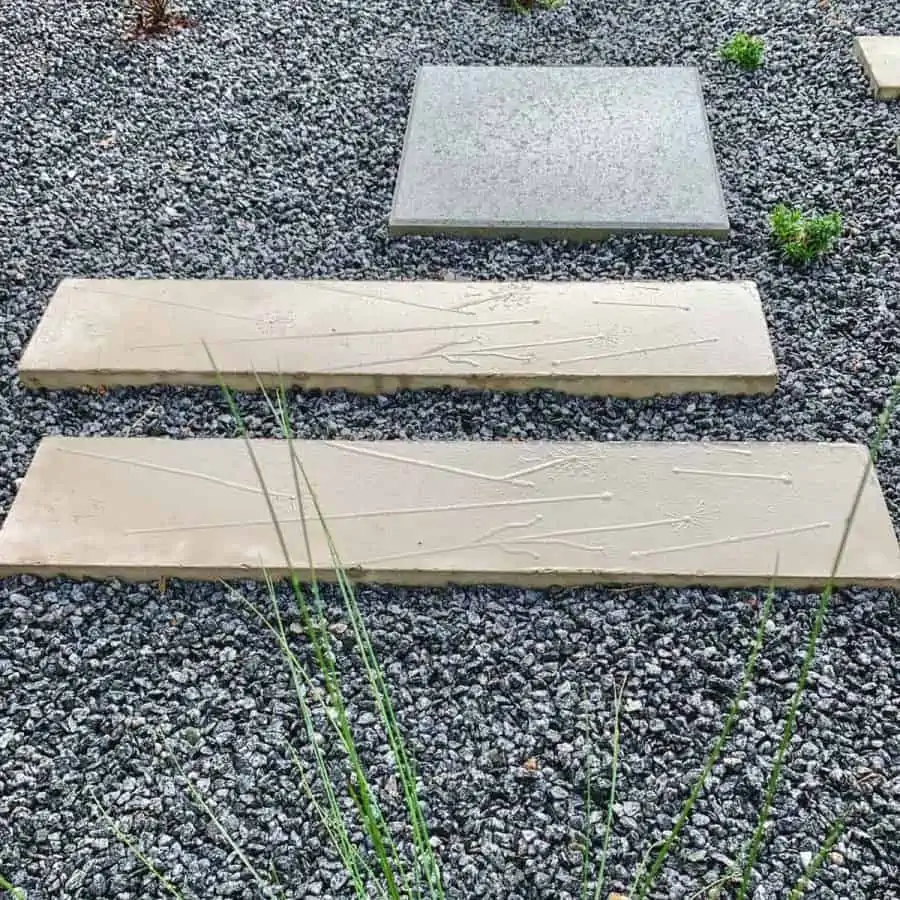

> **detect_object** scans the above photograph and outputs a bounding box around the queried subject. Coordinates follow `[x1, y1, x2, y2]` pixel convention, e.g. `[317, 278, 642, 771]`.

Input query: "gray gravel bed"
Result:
[1, 0, 900, 897]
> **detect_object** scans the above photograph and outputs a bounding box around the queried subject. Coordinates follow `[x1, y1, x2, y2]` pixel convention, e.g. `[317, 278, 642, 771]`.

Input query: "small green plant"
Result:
[720, 33, 765, 70]
[510, 0, 565, 13]
[769, 205, 843, 264]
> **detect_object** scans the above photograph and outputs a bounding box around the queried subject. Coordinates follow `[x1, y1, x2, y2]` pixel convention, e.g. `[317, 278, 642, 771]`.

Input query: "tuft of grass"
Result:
[769, 205, 843, 264]
[209, 347, 445, 900]
[97, 348, 898, 900]
[720, 32, 765, 70]
[99, 352, 445, 900]
[734, 378, 900, 899]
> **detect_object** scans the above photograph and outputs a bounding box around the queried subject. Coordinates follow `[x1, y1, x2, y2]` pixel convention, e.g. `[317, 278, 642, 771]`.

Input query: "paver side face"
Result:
[389, 66, 730, 240]
[0, 438, 897, 589]
[19, 278, 776, 396]
[854, 36, 900, 100]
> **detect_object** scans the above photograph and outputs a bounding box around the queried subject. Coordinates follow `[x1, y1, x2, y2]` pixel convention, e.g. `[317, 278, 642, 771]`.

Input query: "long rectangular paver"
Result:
[389, 66, 729, 239]
[853, 36, 900, 100]
[19, 279, 776, 396]
[0, 437, 896, 588]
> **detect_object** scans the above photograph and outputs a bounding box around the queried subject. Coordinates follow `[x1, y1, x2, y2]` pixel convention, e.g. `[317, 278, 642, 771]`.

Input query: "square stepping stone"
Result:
[854, 36, 900, 100]
[1, 437, 897, 589]
[19, 278, 776, 397]
[389, 65, 730, 241]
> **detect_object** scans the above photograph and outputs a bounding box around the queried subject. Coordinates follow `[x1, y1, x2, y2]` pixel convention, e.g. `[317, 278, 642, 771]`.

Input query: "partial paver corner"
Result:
[853, 36, 900, 101]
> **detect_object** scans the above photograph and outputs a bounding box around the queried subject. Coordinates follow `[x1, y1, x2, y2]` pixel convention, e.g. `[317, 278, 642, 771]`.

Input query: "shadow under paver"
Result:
[1, 437, 897, 589]
[853, 36, 900, 100]
[389, 66, 730, 241]
[19, 278, 775, 396]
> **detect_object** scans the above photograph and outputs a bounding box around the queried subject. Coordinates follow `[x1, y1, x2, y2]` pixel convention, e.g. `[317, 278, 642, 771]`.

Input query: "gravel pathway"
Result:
[1, 1, 899, 898]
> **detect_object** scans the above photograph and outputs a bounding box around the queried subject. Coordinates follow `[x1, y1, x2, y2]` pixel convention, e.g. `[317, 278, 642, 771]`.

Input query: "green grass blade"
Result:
[326, 551, 442, 896]
[631, 569, 778, 900]
[268, 401, 444, 898]
[90, 790, 185, 899]
[163, 743, 281, 897]
[0, 874, 26, 900]
[736, 378, 900, 899]
[579, 693, 593, 900]
[306, 511, 444, 897]
[591, 676, 626, 900]
[266, 382, 412, 899]
[238, 581, 376, 900]
[288, 742, 390, 900]
[787, 813, 846, 900]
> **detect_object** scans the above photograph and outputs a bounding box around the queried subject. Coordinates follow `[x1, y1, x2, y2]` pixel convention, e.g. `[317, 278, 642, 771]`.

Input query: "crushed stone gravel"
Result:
[1, 0, 899, 898]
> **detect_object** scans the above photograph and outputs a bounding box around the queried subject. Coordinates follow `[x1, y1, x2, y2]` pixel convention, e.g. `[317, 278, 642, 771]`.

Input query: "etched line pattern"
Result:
[517, 448, 605, 479]
[630, 522, 831, 559]
[501, 538, 606, 558]
[321, 442, 591, 488]
[591, 299, 691, 311]
[71, 284, 262, 323]
[358, 515, 691, 566]
[700, 444, 754, 457]
[256, 311, 297, 335]
[308, 281, 479, 317]
[330, 333, 605, 373]
[129, 318, 541, 351]
[672, 467, 793, 485]
[72, 280, 491, 332]
[56, 447, 295, 499]
[125, 491, 617, 536]
[552, 337, 719, 366]
[451, 285, 533, 312]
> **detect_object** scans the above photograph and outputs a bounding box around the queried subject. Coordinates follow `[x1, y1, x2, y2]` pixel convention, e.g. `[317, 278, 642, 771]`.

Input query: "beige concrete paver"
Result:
[854, 36, 900, 100]
[0, 437, 896, 588]
[19, 279, 777, 397]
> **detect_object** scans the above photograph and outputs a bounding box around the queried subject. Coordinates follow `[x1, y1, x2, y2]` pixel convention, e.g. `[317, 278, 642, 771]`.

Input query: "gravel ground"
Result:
[2, 0, 900, 898]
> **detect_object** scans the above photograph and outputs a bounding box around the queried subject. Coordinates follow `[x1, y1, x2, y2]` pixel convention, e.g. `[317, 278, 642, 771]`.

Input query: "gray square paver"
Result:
[389, 66, 730, 241]
[853, 36, 900, 100]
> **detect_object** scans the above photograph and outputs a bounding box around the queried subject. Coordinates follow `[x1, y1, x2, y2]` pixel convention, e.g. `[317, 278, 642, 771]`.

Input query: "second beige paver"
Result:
[0, 437, 897, 588]
[19, 279, 776, 397]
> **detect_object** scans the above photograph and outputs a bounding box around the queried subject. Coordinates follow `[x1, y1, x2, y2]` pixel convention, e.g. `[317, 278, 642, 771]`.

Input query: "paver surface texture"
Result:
[389, 65, 730, 240]
[854, 36, 900, 100]
[1, 437, 897, 588]
[19, 278, 776, 396]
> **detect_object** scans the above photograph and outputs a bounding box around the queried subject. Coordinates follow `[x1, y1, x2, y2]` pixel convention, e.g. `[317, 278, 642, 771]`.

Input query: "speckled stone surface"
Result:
[389, 66, 730, 240]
